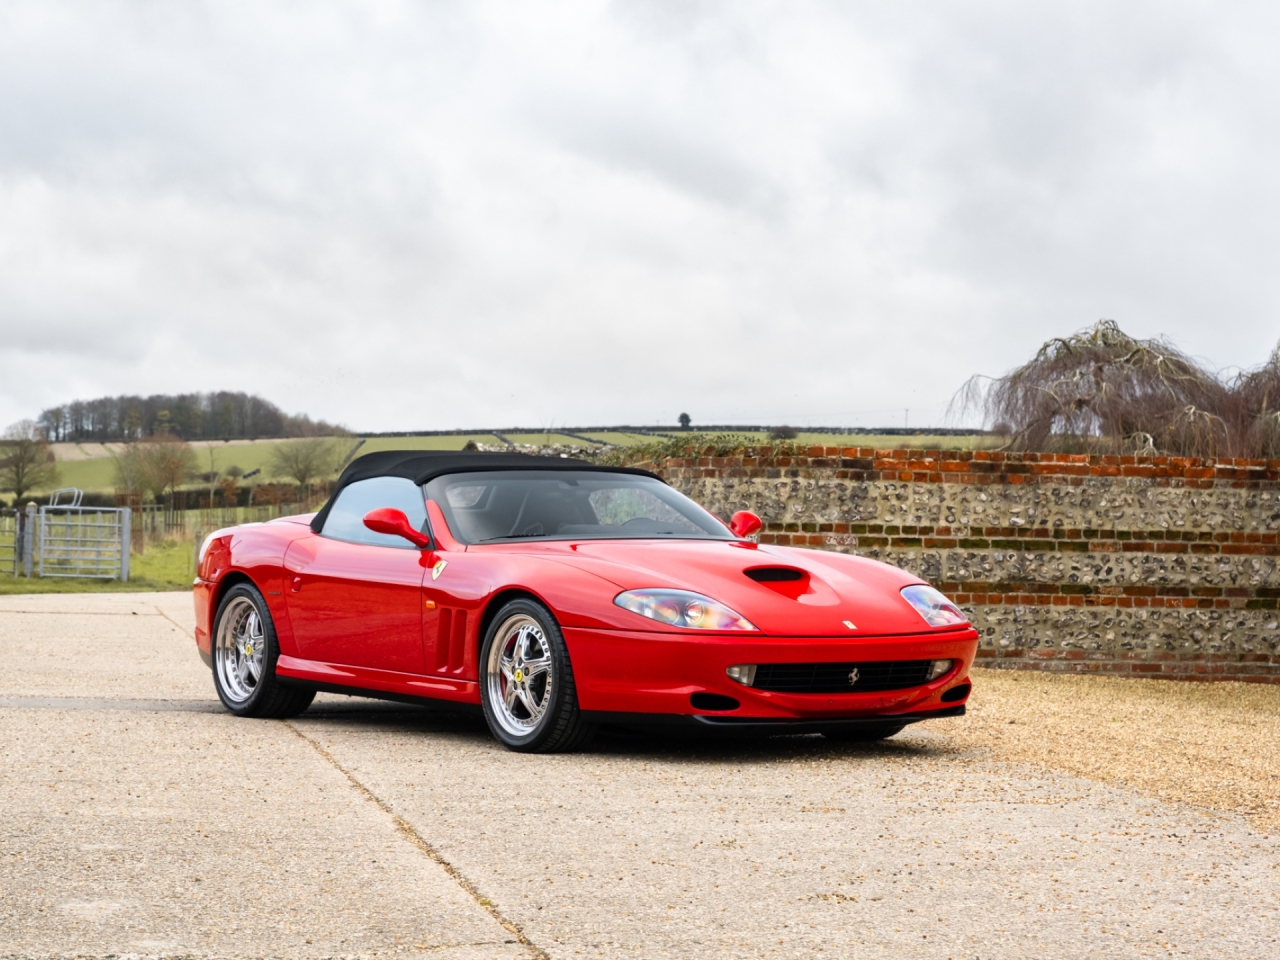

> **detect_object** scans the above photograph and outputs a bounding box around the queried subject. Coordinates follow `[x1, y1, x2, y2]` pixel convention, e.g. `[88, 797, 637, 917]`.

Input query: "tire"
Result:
[479, 599, 594, 753]
[822, 723, 906, 743]
[211, 582, 315, 719]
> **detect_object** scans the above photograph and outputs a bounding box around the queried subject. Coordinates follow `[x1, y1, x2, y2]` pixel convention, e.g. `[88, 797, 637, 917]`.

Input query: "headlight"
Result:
[614, 589, 758, 631]
[901, 584, 968, 627]
[197, 533, 217, 566]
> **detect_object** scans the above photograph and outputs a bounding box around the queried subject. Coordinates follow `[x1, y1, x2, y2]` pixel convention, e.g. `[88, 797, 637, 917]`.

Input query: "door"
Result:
[284, 477, 431, 674]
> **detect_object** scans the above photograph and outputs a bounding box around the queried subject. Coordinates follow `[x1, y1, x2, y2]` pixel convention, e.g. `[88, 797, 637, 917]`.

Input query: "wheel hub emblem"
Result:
[848, 668, 860, 686]
[513, 667, 524, 683]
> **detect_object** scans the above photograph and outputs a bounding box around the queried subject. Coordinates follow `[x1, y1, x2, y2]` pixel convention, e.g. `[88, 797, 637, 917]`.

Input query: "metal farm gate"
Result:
[37, 490, 131, 580]
[0, 510, 16, 575]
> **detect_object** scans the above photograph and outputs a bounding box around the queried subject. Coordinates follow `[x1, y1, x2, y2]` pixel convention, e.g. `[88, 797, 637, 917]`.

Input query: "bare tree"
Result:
[135, 434, 197, 506]
[0, 421, 60, 502]
[951, 320, 1280, 458]
[270, 438, 338, 506]
[111, 443, 146, 502]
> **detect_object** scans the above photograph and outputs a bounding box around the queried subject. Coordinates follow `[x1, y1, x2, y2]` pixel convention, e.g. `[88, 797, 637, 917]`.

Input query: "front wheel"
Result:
[479, 599, 593, 753]
[212, 583, 315, 719]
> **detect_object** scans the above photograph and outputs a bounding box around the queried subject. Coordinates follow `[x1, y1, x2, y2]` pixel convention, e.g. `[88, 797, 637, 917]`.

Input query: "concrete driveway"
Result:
[1, 592, 1276, 959]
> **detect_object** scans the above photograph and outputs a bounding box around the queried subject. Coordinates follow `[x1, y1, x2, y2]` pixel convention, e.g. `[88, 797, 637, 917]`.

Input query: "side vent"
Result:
[436, 609, 453, 672]
[435, 608, 469, 674]
[450, 610, 468, 675]
[744, 567, 804, 583]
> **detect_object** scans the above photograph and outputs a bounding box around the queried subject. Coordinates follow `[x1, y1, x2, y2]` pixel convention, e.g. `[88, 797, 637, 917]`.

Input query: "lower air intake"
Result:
[690, 693, 740, 711]
[752, 660, 934, 694]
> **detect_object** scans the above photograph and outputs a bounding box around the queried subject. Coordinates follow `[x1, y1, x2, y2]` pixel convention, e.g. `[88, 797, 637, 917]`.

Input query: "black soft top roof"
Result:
[309, 450, 660, 533]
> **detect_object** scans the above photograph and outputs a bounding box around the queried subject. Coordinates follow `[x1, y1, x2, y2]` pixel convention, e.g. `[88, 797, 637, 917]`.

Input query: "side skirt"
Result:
[280, 678, 483, 715]
[275, 654, 482, 706]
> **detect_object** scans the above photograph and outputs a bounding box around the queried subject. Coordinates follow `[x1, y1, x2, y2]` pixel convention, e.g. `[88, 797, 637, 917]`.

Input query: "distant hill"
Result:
[38, 392, 347, 443]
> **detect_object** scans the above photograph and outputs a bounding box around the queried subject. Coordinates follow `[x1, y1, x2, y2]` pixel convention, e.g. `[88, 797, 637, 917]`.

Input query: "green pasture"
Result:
[358, 434, 502, 455]
[583, 431, 999, 451]
[0, 538, 194, 594]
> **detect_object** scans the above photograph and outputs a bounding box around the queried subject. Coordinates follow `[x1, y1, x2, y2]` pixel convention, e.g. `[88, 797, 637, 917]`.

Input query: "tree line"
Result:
[37, 391, 347, 443]
[1, 419, 350, 509]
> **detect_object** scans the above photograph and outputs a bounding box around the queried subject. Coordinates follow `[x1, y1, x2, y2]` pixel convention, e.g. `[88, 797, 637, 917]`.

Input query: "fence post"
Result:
[23, 502, 36, 578]
[121, 508, 131, 582]
[13, 507, 22, 574]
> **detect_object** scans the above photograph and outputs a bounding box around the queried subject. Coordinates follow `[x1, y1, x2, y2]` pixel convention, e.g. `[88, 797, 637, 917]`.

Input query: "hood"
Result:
[509, 539, 946, 638]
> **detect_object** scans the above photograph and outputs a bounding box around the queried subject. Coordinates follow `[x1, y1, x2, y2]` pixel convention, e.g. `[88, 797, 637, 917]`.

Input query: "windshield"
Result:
[425, 470, 733, 544]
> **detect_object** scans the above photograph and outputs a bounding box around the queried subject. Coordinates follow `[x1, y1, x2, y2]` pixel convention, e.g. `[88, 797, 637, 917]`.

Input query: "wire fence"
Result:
[0, 499, 315, 581]
[133, 502, 313, 548]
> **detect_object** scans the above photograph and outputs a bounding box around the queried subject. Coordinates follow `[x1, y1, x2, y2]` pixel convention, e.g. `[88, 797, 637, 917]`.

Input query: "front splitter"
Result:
[582, 703, 965, 734]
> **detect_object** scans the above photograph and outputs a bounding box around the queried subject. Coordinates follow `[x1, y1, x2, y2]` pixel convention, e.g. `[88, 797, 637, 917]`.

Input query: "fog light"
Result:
[927, 659, 954, 681]
[726, 664, 757, 686]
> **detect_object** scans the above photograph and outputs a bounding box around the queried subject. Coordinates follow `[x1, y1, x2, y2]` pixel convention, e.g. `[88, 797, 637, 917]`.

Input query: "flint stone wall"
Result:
[636, 447, 1280, 683]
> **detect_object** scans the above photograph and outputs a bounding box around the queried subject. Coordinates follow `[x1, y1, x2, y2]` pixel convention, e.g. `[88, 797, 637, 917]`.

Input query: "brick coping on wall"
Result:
[760, 524, 1280, 556]
[638, 447, 1280, 487]
[975, 651, 1280, 683]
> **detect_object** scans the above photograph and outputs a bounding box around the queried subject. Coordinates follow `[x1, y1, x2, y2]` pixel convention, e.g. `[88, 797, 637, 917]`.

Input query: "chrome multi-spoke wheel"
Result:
[479, 599, 593, 752]
[215, 596, 265, 704]
[486, 615, 555, 737]
[210, 583, 315, 719]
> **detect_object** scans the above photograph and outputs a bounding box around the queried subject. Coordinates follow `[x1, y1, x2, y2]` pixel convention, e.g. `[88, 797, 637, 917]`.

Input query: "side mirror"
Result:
[728, 510, 763, 538]
[363, 508, 432, 549]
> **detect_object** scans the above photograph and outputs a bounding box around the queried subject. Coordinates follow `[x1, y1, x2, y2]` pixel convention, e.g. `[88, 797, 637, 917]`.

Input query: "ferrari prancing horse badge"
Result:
[432, 559, 448, 580]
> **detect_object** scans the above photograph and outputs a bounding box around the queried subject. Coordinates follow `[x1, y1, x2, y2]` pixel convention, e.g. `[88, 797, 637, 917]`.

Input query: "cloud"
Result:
[1, 0, 1278, 432]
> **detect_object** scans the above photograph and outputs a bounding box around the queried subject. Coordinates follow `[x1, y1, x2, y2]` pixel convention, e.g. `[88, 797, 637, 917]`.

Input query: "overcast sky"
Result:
[2, 1, 1279, 433]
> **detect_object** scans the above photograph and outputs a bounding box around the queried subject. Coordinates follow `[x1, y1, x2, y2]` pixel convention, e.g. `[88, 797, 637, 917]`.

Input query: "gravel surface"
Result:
[1, 592, 1277, 959]
[953, 669, 1280, 833]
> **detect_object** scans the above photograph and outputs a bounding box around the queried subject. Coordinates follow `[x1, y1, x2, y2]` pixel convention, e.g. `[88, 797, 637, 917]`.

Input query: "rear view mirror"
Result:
[363, 508, 432, 549]
[728, 510, 763, 538]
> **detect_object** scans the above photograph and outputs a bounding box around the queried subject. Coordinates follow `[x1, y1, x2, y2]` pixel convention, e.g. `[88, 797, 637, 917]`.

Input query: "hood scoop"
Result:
[745, 566, 815, 600]
[744, 567, 805, 583]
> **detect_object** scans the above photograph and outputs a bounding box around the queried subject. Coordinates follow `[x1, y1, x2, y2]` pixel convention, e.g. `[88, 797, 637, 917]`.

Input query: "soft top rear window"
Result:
[425, 470, 733, 544]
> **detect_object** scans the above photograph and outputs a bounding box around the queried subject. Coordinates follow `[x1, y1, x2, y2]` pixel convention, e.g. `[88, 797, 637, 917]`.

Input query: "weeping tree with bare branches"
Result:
[952, 320, 1280, 458]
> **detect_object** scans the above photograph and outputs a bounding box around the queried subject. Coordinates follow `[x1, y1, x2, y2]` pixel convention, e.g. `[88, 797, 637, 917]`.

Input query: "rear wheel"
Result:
[212, 583, 315, 719]
[480, 599, 593, 753]
[822, 723, 906, 743]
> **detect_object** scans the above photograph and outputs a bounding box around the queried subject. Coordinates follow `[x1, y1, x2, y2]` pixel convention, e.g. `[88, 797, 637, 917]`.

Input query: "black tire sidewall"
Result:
[211, 582, 282, 716]
[479, 599, 577, 751]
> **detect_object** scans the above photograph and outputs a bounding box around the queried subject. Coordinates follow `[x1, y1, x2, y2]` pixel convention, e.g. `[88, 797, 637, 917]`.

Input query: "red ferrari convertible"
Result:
[193, 451, 977, 751]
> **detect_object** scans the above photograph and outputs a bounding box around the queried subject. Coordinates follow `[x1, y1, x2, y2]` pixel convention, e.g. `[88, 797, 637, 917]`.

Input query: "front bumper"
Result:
[193, 578, 214, 667]
[564, 625, 977, 720]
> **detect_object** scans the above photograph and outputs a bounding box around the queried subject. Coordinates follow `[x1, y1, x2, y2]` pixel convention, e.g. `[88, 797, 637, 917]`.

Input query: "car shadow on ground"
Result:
[293, 696, 960, 764]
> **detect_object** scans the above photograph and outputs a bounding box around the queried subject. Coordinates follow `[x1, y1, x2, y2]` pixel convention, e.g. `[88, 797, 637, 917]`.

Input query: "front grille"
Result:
[751, 660, 934, 694]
